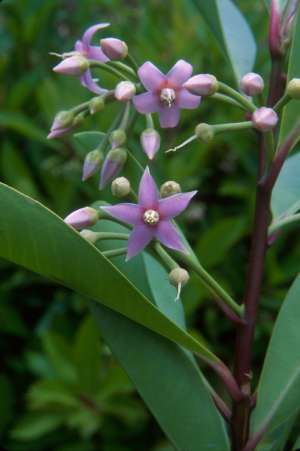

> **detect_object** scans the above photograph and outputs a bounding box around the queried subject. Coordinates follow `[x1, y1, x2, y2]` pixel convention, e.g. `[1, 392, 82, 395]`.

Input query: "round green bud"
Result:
[111, 177, 131, 198]
[89, 96, 105, 114]
[195, 123, 215, 143]
[55, 110, 75, 128]
[169, 267, 190, 287]
[160, 181, 182, 198]
[107, 147, 128, 164]
[287, 78, 300, 100]
[80, 229, 100, 244]
[73, 111, 86, 126]
[109, 129, 127, 147]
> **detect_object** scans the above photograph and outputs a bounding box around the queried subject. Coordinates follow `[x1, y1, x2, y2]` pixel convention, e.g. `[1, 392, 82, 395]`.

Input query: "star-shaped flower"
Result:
[133, 60, 201, 128]
[102, 167, 197, 260]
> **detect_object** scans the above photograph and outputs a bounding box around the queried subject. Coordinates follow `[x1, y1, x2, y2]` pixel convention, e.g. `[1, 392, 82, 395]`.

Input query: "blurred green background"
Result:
[0, 1, 299, 450]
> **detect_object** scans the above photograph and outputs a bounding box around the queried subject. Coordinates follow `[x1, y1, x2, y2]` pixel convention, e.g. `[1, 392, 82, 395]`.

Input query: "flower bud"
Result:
[72, 111, 86, 127]
[240, 73, 264, 96]
[53, 55, 89, 76]
[100, 38, 128, 60]
[169, 267, 190, 300]
[183, 74, 218, 96]
[287, 78, 300, 99]
[89, 96, 105, 114]
[115, 81, 136, 101]
[252, 107, 279, 132]
[80, 229, 101, 244]
[47, 110, 75, 139]
[195, 123, 214, 143]
[99, 148, 128, 189]
[109, 129, 127, 149]
[64, 207, 99, 230]
[111, 177, 131, 198]
[140, 128, 160, 160]
[82, 149, 103, 181]
[269, 0, 282, 58]
[160, 181, 181, 198]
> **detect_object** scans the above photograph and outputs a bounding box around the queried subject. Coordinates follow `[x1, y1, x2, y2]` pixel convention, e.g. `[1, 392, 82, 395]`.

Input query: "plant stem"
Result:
[102, 247, 128, 258]
[274, 93, 291, 112]
[267, 59, 286, 106]
[218, 82, 257, 112]
[210, 93, 247, 110]
[92, 232, 129, 241]
[213, 121, 253, 133]
[90, 60, 130, 80]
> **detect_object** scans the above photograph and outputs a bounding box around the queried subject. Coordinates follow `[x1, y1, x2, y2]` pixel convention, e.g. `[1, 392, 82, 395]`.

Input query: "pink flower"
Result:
[102, 167, 197, 260]
[133, 60, 201, 128]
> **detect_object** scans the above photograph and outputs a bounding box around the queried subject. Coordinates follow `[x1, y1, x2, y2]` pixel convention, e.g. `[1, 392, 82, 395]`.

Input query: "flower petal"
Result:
[155, 220, 186, 253]
[126, 224, 154, 260]
[81, 23, 110, 47]
[167, 59, 193, 87]
[158, 191, 197, 219]
[158, 106, 180, 128]
[137, 61, 166, 91]
[176, 89, 201, 109]
[87, 45, 109, 62]
[80, 70, 106, 94]
[133, 92, 159, 114]
[101, 204, 141, 225]
[138, 167, 159, 209]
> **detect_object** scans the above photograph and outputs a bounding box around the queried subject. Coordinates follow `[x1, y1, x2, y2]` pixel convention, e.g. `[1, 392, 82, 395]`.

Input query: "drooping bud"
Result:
[109, 129, 127, 149]
[82, 149, 103, 181]
[240, 73, 264, 96]
[100, 38, 128, 60]
[64, 207, 99, 230]
[99, 148, 128, 189]
[183, 74, 218, 96]
[287, 78, 300, 99]
[80, 229, 101, 244]
[111, 177, 131, 198]
[140, 128, 160, 159]
[115, 81, 136, 101]
[160, 181, 181, 198]
[252, 107, 279, 132]
[47, 110, 75, 139]
[169, 267, 190, 301]
[53, 55, 89, 76]
[195, 123, 215, 143]
[89, 96, 105, 114]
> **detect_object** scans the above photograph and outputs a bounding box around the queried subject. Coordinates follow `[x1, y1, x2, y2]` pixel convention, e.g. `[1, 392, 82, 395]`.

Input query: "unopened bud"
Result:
[82, 149, 103, 181]
[195, 123, 214, 143]
[115, 81, 136, 101]
[160, 181, 181, 198]
[169, 267, 190, 300]
[287, 78, 300, 99]
[64, 207, 99, 230]
[141, 128, 160, 159]
[240, 73, 264, 96]
[109, 129, 127, 149]
[111, 177, 131, 198]
[80, 229, 101, 244]
[89, 96, 105, 114]
[47, 110, 75, 139]
[183, 74, 218, 96]
[100, 38, 128, 60]
[72, 111, 86, 127]
[99, 148, 128, 189]
[53, 55, 89, 76]
[252, 107, 278, 132]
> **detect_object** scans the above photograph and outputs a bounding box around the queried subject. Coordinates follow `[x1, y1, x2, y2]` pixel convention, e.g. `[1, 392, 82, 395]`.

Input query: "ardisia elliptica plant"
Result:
[3, 1, 300, 450]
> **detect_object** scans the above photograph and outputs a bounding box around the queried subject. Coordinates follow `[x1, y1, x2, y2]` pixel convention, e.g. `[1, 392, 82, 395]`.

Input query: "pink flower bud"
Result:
[252, 107, 279, 132]
[82, 149, 103, 181]
[64, 207, 99, 230]
[140, 128, 160, 160]
[100, 38, 128, 60]
[240, 73, 264, 96]
[183, 74, 218, 96]
[47, 111, 75, 139]
[53, 55, 89, 76]
[115, 81, 136, 101]
[100, 148, 128, 189]
[109, 129, 127, 149]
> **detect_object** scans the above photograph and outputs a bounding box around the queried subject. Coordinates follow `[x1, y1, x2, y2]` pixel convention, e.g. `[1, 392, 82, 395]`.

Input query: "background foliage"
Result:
[0, 0, 299, 449]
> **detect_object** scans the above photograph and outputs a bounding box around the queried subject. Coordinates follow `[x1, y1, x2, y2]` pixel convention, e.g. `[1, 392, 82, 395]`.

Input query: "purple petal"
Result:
[102, 204, 141, 225]
[47, 126, 73, 139]
[158, 106, 180, 128]
[87, 45, 109, 62]
[137, 62, 166, 91]
[158, 191, 197, 219]
[133, 92, 159, 114]
[100, 159, 121, 189]
[155, 220, 186, 253]
[176, 89, 201, 109]
[75, 40, 85, 53]
[167, 60, 193, 87]
[82, 23, 110, 47]
[80, 70, 106, 94]
[126, 224, 154, 260]
[138, 167, 159, 209]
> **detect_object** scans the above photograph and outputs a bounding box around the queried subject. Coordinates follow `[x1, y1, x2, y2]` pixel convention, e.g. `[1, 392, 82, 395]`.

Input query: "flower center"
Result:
[143, 209, 160, 226]
[160, 88, 176, 107]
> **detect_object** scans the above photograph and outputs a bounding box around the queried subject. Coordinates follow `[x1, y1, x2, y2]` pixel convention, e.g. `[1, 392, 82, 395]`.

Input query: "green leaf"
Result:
[43, 333, 77, 384]
[279, 7, 300, 145]
[251, 275, 300, 446]
[188, 0, 256, 84]
[11, 413, 64, 441]
[73, 131, 105, 152]
[0, 374, 14, 438]
[0, 182, 216, 362]
[293, 434, 300, 450]
[271, 152, 300, 218]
